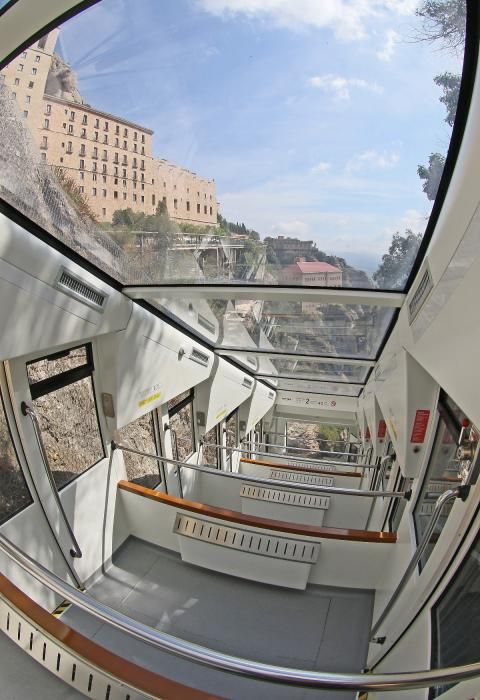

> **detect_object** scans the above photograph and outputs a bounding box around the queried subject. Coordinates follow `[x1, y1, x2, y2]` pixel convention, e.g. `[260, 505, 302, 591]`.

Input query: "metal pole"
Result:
[247, 441, 354, 457]
[170, 430, 184, 499]
[203, 443, 374, 470]
[21, 403, 83, 573]
[112, 442, 409, 500]
[365, 456, 395, 531]
[370, 487, 469, 641]
[1, 534, 480, 690]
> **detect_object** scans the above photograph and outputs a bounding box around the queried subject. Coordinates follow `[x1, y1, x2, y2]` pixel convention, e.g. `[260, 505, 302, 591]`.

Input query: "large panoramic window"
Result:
[27, 344, 105, 490]
[0, 0, 469, 398]
[0, 0, 467, 290]
[0, 392, 33, 524]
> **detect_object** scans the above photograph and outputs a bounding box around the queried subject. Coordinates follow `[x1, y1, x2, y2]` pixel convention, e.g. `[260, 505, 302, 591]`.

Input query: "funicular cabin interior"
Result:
[0, 0, 480, 698]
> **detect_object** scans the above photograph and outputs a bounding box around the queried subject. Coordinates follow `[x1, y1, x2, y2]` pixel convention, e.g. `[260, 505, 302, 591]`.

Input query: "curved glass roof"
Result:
[0, 0, 470, 394]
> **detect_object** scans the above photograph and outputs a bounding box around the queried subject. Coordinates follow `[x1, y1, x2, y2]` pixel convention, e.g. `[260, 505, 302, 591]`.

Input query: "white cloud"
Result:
[310, 161, 331, 174]
[274, 220, 311, 238]
[309, 74, 382, 101]
[377, 29, 400, 61]
[346, 149, 399, 173]
[195, 0, 418, 41]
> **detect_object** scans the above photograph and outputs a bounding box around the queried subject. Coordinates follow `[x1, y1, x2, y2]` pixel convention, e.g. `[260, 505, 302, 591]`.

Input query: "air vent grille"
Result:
[55, 268, 107, 311]
[408, 264, 433, 324]
[240, 484, 330, 510]
[174, 513, 319, 563]
[269, 470, 335, 486]
[197, 314, 215, 334]
[242, 377, 253, 389]
[189, 348, 210, 367]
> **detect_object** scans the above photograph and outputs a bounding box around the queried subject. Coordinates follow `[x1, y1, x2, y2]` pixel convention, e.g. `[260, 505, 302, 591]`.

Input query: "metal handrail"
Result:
[112, 442, 409, 500]
[202, 443, 374, 470]
[262, 431, 351, 446]
[370, 486, 469, 641]
[247, 441, 354, 457]
[21, 402, 83, 565]
[365, 456, 396, 531]
[1, 534, 480, 690]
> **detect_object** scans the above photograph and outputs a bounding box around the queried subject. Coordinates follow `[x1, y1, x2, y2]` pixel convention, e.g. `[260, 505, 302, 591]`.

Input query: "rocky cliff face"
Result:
[45, 53, 84, 104]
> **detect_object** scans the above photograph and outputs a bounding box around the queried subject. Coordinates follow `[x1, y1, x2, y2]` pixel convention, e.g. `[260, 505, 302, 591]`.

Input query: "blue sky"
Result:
[57, 0, 463, 272]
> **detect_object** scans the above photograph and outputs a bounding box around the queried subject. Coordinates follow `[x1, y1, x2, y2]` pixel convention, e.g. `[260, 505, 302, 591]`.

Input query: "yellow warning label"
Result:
[138, 391, 161, 408]
[215, 408, 227, 420]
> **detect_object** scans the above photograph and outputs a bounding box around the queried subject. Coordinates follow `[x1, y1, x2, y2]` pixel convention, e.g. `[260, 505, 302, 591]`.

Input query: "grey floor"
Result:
[62, 537, 374, 700]
[0, 631, 86, 700]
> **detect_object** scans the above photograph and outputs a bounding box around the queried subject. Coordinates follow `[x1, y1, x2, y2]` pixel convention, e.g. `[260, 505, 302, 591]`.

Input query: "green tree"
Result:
[418, 153, 446, 201]
[434, 71, 462, 126]
[415, 0, 466, 52]
[373, 230, 423, 289]
[52, 166, 98, 222]
[112, 207, 135, 227]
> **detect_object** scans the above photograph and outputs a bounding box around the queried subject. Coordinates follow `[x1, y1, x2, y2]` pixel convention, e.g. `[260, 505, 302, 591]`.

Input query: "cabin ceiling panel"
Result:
[134, 292, 396, 364]
[265, 378, 362, 397]
[255, 360, 370, 383]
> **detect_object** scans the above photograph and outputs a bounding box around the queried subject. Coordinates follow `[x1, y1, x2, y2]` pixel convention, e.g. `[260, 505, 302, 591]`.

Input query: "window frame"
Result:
[429, 527, 480, 699]
[224, 408, 238, 468]
[27, 343, 95, 400]
[26, 343, 106, 490]
[168, 389, 196, 462]
[412, 391, 478, 570]
[202, 423, 220, 468]
[0, 390, 34, 525]
[119, 409, 163, 489]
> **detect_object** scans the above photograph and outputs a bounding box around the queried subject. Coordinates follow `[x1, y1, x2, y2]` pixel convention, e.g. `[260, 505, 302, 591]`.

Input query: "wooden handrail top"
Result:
[0, 574, 221, 700]
[240, 457, 362, 478]
[119, 481, 397, 544]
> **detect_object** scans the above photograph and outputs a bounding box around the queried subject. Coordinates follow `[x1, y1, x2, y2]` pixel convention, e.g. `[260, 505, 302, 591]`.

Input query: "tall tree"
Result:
[415, 0, 466, 52]
[373, 231, 423, 289]
[418, 153, 446, 201]
[434, 71, 462, 126]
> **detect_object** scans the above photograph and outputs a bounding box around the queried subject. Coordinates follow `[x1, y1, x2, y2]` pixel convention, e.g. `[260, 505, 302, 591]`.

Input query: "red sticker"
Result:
[410, 409, 430, 443]
[365, 426, 371, 440]
[378, 420, 387, 438]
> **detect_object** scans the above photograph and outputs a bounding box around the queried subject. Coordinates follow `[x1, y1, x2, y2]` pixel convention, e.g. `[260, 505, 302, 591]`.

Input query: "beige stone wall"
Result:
[155, 160, 218, 227]
[302, 271, 342, 287]
[1, 31, 218, 226]
[1, 30, 58, 141]
[39, 96, 156, 221]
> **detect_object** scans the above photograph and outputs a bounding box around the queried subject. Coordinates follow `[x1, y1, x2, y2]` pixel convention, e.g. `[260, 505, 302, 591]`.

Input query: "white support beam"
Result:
[123, 285, 405, 308]
[215, 349, 375, 366]
[0, 0, 89, 65]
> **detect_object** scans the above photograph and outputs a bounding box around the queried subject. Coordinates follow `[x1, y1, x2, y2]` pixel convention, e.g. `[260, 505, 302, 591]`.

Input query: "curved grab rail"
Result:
[112, 442, 409, 500]
[245, 441, 354, 457]
[370, 487, 470, 641]
[21, 402, 83, 564]
[1, 533, 480, 691]
[202, 443, 374, 470]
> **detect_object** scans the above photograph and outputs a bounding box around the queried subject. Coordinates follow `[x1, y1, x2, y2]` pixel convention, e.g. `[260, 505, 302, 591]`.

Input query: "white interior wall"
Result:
[117, 487, 395, 590]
